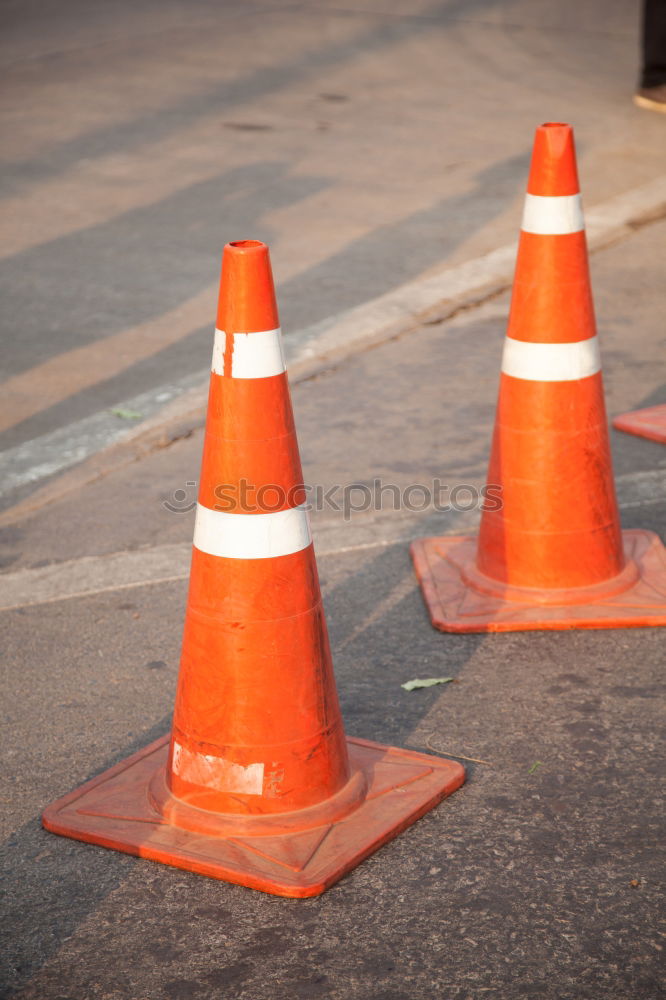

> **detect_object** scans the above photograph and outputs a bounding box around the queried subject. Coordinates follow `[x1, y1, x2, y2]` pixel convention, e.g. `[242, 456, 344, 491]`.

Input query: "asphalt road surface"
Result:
[1, 2, 665, 999]
[2, 0, 664, 463]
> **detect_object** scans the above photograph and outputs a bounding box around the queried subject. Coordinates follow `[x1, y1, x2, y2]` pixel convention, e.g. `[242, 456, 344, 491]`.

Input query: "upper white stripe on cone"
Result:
[193, 503, 312, 559]
[211, 328, 286, 379]
[521, 193, 584, 235]
[501, 336, 601, 382]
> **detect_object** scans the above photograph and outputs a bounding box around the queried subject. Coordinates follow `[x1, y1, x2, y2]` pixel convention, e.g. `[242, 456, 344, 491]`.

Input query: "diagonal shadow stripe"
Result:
[0, 0, 502, 198]
[0, 162, 329, 401]
[0, 540, 482, 996]
[0, 148, 526, 454]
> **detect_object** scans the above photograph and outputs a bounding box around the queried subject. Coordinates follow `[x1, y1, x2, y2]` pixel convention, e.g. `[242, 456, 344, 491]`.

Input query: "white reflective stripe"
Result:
[501, 336, 601, 381]
[211, 328, 285, 378]
[211, 329, 226, 375]
[172, 740, 264, 795]
[521, 193, 584, 235]
[193, 502, 312, 559]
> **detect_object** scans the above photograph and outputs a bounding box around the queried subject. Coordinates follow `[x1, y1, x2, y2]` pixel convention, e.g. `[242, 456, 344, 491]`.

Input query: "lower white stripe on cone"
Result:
[193, 502, 312, 559]
[211, 328, 286, 379]
[521, 193, 584, 235]
[501, 336, 601, 382]
[172, 740, 264, 795]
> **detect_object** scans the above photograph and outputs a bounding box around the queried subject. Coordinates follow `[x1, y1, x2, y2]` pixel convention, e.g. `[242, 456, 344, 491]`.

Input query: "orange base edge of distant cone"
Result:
[42, 734, 464, 898]
[612, 404, 666, 445]
[411, 530, 666, 633]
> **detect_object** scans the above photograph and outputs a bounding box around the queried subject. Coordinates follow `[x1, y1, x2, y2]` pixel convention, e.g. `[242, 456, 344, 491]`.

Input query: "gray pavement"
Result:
[2, 552, 664, 1000]
[1, 206, 665, 998]
[2, 1, 666, 997]
[2, 0, 665, 463]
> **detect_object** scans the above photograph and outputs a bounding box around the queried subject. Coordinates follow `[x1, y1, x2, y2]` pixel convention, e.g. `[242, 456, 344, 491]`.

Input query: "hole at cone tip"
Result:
[541, 121, 569, 128]
[229, 240, 265, 250]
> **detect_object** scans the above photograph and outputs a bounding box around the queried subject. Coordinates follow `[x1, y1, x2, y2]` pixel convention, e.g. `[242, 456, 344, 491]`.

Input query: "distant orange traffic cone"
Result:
[43, 240, 464, 896]
[613, 404, 666, 445]
[411, 124, 666, 632]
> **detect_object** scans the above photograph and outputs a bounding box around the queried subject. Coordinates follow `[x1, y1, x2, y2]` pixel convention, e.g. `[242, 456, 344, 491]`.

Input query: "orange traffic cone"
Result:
[411, 123, 666, 632]
[43, 240, 464, 896]
[613, 404, 666, 444]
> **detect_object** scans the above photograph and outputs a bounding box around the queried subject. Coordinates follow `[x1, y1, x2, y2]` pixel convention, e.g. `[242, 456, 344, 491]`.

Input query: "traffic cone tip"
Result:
[527, 121, 580, 197]
[216, 239, 279, 334]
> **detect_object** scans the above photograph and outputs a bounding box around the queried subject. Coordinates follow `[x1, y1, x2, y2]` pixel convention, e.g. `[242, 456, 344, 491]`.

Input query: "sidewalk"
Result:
[1, 212, 665, 998]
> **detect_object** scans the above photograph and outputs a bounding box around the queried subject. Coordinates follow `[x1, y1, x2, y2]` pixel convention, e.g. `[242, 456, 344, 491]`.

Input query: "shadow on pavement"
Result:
[0, 542, 481, 997]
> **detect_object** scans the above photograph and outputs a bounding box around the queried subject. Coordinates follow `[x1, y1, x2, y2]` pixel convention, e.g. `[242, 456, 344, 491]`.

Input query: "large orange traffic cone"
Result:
[411, 124, 666, 632]
[43, 240, 464, 896]
[613, 404, 666, 444]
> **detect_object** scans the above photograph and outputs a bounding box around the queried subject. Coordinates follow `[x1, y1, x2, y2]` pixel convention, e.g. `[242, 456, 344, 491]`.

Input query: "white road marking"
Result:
[0, 370, 206, 499]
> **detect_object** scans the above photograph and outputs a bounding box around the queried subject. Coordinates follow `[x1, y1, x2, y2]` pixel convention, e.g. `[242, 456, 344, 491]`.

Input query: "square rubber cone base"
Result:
[411, 529, 666, 633]
[42, 735, 464, 898]
[612, 404, 666, 444]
